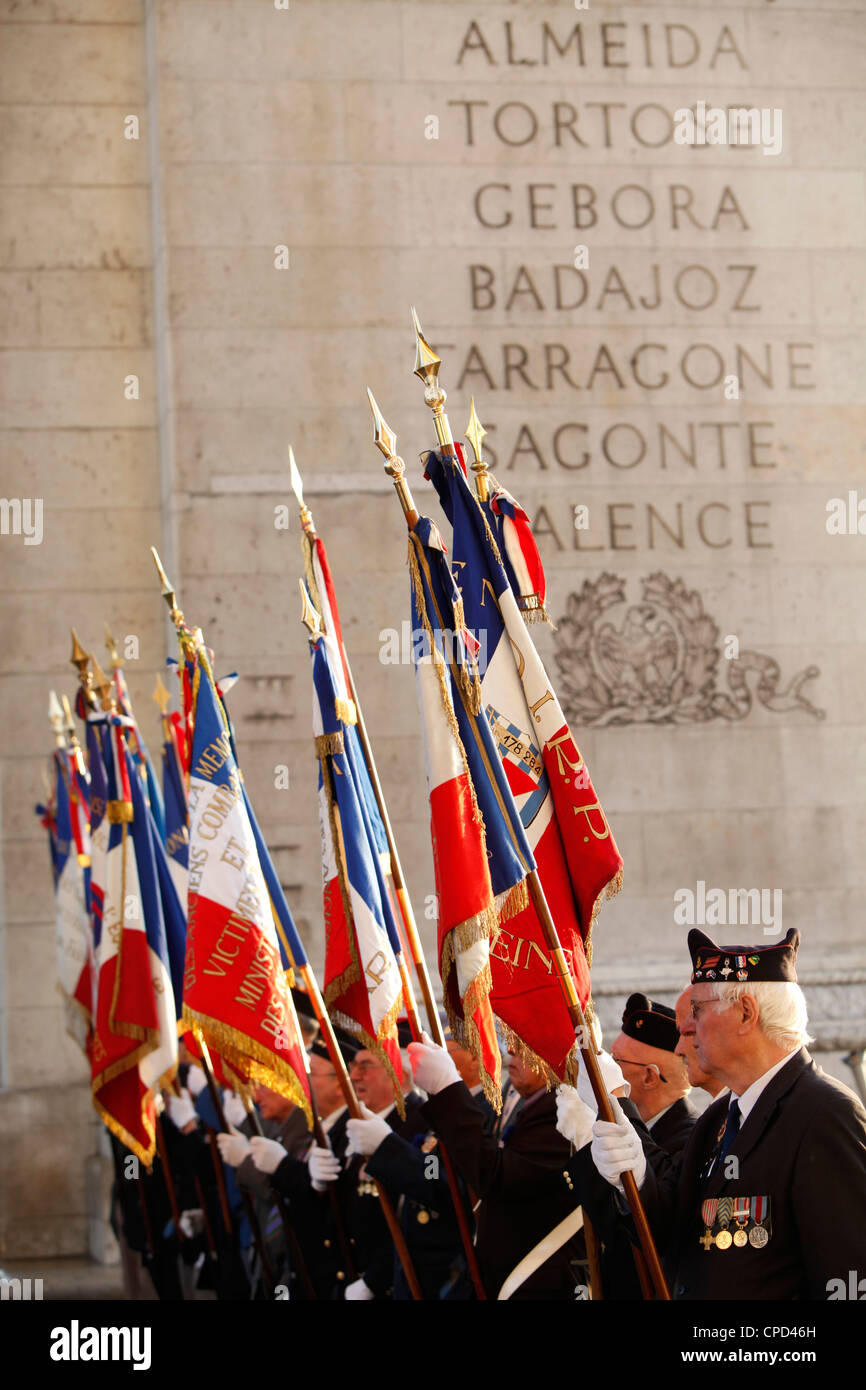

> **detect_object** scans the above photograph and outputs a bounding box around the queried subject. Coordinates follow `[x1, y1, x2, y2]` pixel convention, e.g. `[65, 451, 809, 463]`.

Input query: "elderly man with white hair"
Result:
[556, 928, 866, 1301]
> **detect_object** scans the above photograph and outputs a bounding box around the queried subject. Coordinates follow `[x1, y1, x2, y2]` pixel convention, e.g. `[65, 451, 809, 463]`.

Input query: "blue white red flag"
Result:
[310, 628, 406, 1113]
[409, 514, 538, 1104]
[424, 447, 623, 1082]
[40, 748, 92, 1054]
[88, 713, 178, 1164]
[182, 648, 311, 1123]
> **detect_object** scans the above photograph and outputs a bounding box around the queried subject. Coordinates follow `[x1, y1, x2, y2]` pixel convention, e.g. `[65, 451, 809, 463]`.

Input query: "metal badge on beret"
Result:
[688, 928, 800, 985]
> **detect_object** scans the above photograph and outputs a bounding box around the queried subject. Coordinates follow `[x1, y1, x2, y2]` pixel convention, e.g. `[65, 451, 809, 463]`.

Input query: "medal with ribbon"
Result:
[715, 1195, 733, 1249]
[700, 1198, 718, 1250]
[749, 1195, 770, 1247]
[732, 1195, 750, 1246]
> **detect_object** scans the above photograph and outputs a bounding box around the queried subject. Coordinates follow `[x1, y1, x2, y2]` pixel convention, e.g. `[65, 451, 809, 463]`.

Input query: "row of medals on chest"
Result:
[701, 1195, 770, 1250]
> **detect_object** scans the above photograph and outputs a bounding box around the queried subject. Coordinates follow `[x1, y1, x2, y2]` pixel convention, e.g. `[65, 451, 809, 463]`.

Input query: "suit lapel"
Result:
[705, 1049, 810, 1195]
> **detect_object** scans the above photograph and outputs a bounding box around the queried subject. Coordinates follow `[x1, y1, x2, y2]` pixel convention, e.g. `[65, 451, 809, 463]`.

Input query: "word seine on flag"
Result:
[183, 652, 310, 1121]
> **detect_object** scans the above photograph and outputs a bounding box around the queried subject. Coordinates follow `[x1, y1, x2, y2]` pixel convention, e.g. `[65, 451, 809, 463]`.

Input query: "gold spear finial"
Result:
[70, 628, 97, 710]
[152, 672, 172, 716]
[288, 445, 314, 531]
[61, 693, 87, 774]
[48, 691, 66, 747]
[366, 388, 418, 526]
[105, 623, 122, 669]
[410, 307, 456, 457]
[412, 305, 442, 385]
[70, 628, 89, 675]
[151, 546, 190, 640]
[90, 654, 114, 712]
[464, 397, 491, 503]
[299, 579, 322, 638]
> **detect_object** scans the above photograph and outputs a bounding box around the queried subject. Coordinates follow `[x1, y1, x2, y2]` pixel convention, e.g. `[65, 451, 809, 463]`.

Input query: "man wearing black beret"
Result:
[613, 994, 699, 1159]
[571, 928, 866, 1300]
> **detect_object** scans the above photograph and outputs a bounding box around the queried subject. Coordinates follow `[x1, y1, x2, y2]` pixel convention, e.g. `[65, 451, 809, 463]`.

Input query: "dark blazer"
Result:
[649, 1095, 701, 1160]
[588, 1094, 699, 1300]
[579, 1049, 866, 1301]
[423, 1081, 582, 1300]
[270, 1093, 432, 1299]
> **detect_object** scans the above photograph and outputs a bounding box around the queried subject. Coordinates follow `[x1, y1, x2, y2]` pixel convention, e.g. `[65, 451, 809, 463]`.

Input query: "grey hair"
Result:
[712, 981, 812, 1050]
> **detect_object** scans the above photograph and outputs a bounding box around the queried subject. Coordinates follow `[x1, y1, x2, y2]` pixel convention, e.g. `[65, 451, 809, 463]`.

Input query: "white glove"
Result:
[222, 1090, 247, 1129]
[166, 1092, 198, 1131]
[344, 1277, 375, 1301]
[407, 1031, 460, 1096]
[555, 1084, 596, 1150]
[308, 1144, 341, 1192]
[577, 1048, 629, 1110]
[216, 1125, 251, 1168]
[346, 1104, 391, 1158]
[249, 1135, 287, 1175]
[178, 1208, 205, 1239]
[590, 1097, 646, 1191]
[186, 1063, 207, 1097]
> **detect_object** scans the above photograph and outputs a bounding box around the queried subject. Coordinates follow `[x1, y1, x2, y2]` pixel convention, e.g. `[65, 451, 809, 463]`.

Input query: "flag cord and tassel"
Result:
[376, 341, 670, 1301]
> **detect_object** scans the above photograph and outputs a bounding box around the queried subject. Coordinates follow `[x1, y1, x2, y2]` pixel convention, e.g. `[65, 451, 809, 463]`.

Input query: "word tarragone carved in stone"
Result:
[553, 572, 824, 726]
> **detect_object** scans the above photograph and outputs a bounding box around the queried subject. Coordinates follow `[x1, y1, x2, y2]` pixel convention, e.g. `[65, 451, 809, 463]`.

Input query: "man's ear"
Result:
[738, 993, 761, 1036]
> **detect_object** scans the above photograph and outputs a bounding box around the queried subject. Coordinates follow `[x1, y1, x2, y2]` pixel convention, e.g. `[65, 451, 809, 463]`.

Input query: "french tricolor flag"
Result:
[88, 715, 177, 1165]
[311, 629, 406, 1113]
[183, 651, 310, 1123]
[425, 448, 623, 1084]
[409, 516, 537, 1107]
[45, 748, 92, 1055]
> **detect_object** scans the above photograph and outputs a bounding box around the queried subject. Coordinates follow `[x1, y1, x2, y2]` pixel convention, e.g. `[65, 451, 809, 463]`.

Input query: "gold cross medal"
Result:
[700, 1198, 718, 1250]
[732, 1196, 750, 1246]
[715, 1196, 733, 1249]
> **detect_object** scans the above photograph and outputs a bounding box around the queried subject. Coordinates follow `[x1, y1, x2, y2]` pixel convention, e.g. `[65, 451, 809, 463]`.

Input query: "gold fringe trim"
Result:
[517, 594, 554, 628]
[92, 1095, 156, 1171]
[440, 958, 501, 1114]
[334, 697, 357, 726]
[585, 866, 623, 969]
[315, 731, 344, 757]
[182, 1005, 312, 1129]
[497, 877, 529, 924]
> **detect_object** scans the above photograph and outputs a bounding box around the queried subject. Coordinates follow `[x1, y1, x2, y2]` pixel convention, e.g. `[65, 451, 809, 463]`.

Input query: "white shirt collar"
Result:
[732, 1048, 799, 1124]
[321, 1104, 346, 1135]
[646, 1101, 677, 1131]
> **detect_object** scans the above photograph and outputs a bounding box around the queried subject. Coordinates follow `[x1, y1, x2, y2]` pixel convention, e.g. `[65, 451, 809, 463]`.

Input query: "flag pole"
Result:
[194, 1030, 278, 1296]
[300, 588, 427, 1300]
[369, 372, 669, 1302]
[290, 467, 487, 1299]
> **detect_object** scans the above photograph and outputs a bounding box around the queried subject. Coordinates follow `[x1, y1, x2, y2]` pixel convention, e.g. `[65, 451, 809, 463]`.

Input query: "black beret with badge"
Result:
[688, 927, 800, 984]
[621, 993, 680, 1052]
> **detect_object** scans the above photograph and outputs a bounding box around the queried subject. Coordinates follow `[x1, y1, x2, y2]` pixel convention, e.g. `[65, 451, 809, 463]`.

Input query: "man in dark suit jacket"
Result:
[573, 929, 866, 1301]
[590, 993, 700, 1298]
[411, 1042, 585, 1300]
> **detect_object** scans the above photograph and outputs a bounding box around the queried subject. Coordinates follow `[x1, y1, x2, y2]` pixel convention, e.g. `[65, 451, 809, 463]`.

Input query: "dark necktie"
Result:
[719, 1099, 741, 1161]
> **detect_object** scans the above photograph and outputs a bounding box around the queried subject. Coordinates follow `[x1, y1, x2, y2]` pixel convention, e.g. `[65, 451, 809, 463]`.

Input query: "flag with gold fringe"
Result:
[182, 644, 311, 1125]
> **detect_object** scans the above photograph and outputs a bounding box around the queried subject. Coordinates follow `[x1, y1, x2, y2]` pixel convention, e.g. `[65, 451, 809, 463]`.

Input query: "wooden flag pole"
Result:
[369, 373, 669, 1301]
[194, 1031, 277, 1295]
[290, 454, 487, 1298]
